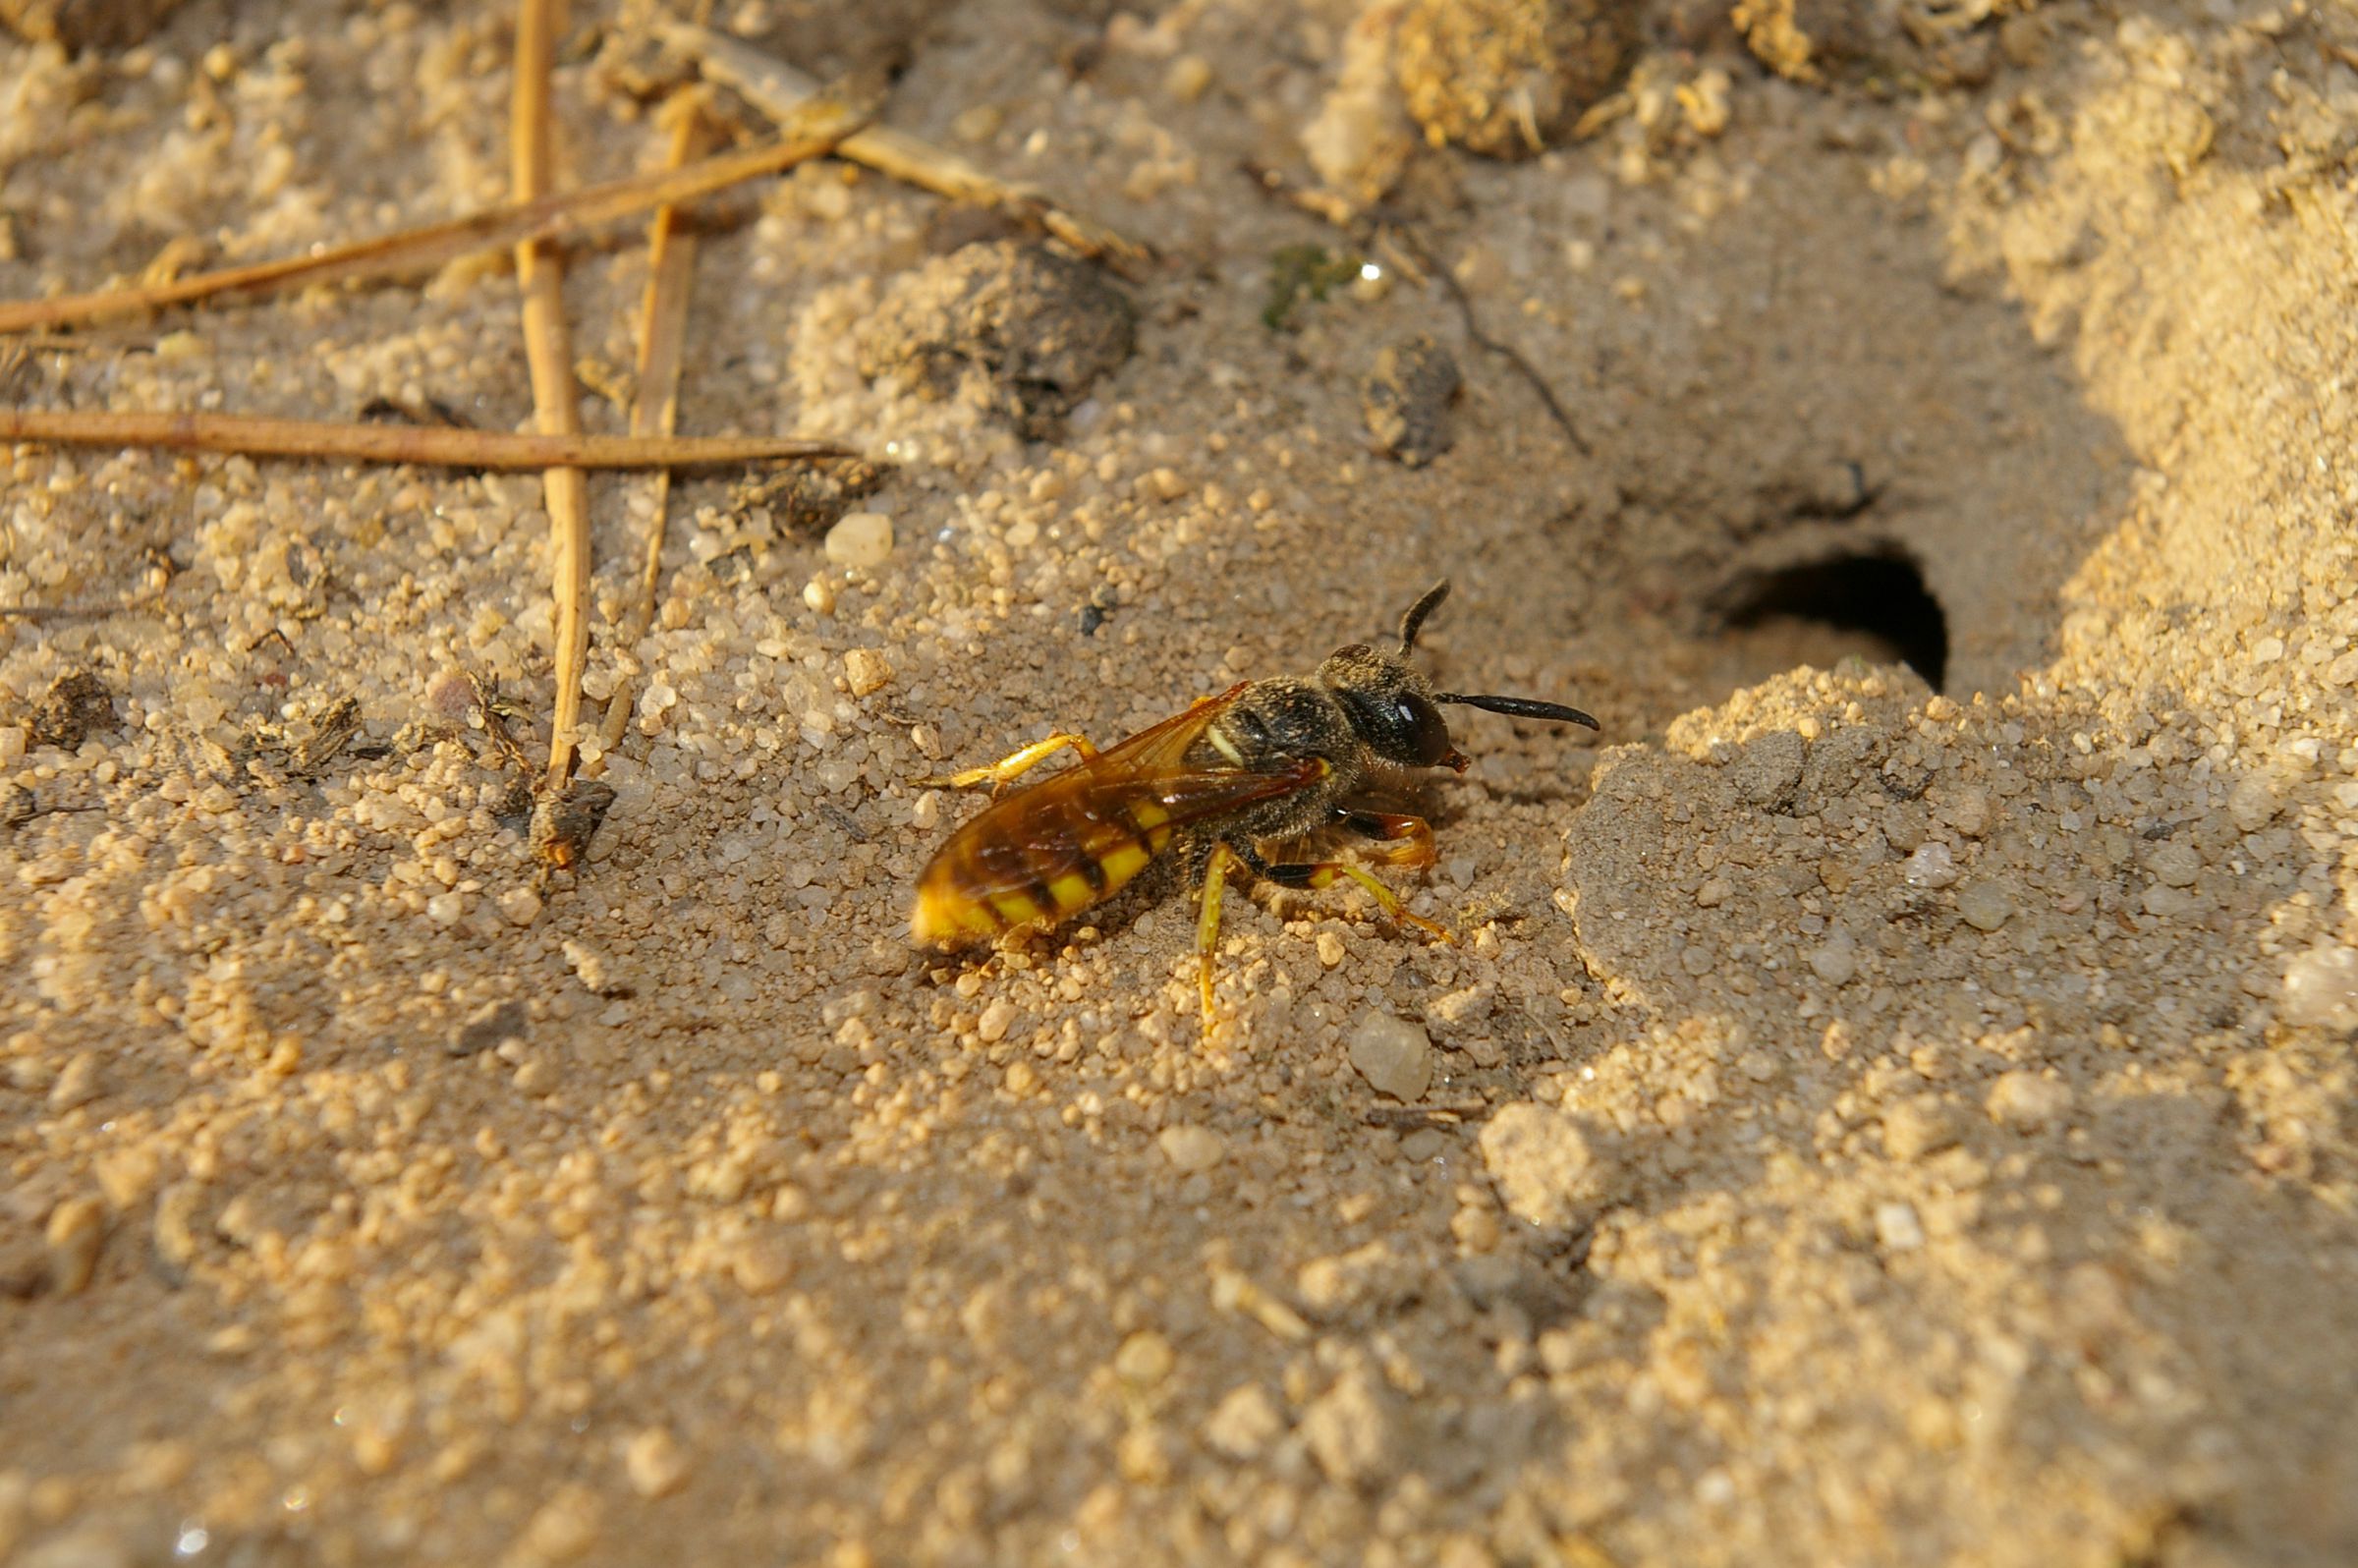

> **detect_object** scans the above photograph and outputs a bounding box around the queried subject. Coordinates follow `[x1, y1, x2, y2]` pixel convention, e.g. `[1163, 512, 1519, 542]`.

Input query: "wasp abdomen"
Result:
[910, 787, 1176, 946]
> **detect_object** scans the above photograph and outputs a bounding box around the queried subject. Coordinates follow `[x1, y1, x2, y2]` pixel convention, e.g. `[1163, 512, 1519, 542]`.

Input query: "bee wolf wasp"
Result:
[909, 580, 1599, 1027]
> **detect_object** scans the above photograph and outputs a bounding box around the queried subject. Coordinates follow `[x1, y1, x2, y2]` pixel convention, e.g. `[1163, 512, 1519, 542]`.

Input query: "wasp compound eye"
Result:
[1394, 692, 1457, 768]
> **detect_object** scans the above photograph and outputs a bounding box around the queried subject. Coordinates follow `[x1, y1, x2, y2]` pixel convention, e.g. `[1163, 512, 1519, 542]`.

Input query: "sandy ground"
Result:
[4, 1, 2358, 1563]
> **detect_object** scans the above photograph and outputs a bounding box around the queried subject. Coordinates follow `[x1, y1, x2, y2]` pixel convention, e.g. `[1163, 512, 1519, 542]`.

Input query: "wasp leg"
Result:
[916, 732, 1100, 794]
[1336, 811, 1437, 869]
[1197, 842, 1251, 1031]
[1245, 840, 1455, 945]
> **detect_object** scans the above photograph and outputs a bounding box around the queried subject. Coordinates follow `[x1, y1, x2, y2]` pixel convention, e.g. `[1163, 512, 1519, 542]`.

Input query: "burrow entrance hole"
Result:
[1716, 550, 1951, 693]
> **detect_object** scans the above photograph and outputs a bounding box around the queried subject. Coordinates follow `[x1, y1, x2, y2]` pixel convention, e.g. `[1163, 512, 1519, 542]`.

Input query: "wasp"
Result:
[909, 580, 1600, 1027]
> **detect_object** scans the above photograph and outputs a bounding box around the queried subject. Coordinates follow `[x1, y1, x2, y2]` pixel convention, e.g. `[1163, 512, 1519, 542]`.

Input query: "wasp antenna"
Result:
[1397, 579, 1452, 653]
[1435, 692, 1601, 730]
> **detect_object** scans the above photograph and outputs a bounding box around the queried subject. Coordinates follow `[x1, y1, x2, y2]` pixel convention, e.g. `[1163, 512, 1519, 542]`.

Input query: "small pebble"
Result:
[823, 512, 895, 570]
[1117, 1425, 1176, 1485]
[44, 1199, 105, 1294]
[1201, 1383, 1284, 1460]
[1987, 1071, 2075, 1131]
[518, 1487, 600, 1563]
[1450, 1203, 1501, 1251]
[1346, 1010, 1432, 1100]
[1937, 788, 1992, 837]
[497, 887, 543, 927]
[1731, 730, 1806, 810]
[2147, 842, 2201, 887]
[1956, 881, 2013, 931]
[2280, 945, 2358, 1031]
[1299, 1367, 1398, 1486]
[1881, 1096, 1957, 1161]
[1165, 53, 1213, 102]
[1157, 1124, 1226, 1173]
[1316, 930, 1347, 968]
[1874, 1202, 1926, 1252]
[977, 998, 1017, 1043]
[730, 1234, 796, 1296]
[1478, 1102, 1600, 1229]
[45, 1053, 104, 1113]
[1113, 1330, 1175, 1387]
[843, 649, 893, 697]
[2227, 776, 2280, 833]
[623, 1428, 691, 1499]
[1807, 931, 1858, 985]
[1903, 842, 1958, 889]
[425, 892, 465, 925]
[1396, 1129, 1443, 1163]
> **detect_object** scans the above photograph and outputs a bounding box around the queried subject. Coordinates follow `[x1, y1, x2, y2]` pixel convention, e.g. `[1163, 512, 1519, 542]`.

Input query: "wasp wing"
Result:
[915, 685, 1324, 940]
[972, 682, 1319, 863]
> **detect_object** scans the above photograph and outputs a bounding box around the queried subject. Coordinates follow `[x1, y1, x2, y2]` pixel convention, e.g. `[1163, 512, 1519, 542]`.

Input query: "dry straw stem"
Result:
[655, 20, 1151, 273]
[511, 0, 590, 788]
[0, 109, 862, 337]
[0, 408, 851, 469]
[593, 95, 716, 768]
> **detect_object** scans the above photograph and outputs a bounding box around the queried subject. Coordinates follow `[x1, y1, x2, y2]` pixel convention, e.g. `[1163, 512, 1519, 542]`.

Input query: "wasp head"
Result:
[1317, 642, 1469, 772]
[1317, 579, 1600, 773]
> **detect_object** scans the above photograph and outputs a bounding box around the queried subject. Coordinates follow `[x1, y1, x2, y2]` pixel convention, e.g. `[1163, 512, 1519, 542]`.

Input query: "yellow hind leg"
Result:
[1196, 843, 1249, 1032]
[1264, 858, 1455, 944]
[916, 732, 1100, 795]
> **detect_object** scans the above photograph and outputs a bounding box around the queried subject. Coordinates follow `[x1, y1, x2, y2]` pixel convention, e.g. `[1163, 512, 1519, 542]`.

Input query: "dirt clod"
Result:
[531, 780, 617, 872]
[856, 241, 1136, 439]
[26, 670, 116, 752]
[1395, 0, 1634, 158]
[1362, 335, 1460, 468]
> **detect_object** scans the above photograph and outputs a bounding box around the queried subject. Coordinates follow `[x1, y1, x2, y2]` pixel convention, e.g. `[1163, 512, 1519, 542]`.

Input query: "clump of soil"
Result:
[729, 457, 890, 537]
[1395, 0, 1635, 157]
[1362, 334, 1461, 467]
[25, 669, 115, 753]
[856, 240, 1136, 439]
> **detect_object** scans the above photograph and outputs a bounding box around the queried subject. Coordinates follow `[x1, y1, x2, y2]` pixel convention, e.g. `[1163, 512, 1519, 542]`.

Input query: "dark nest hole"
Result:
[1718, 550, 1950, 692]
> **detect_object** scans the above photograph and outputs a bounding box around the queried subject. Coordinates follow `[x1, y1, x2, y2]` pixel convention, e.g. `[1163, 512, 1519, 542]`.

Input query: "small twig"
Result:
[1363, 1103, 1489, 1131]
[656, 20, 1151, 273]
[631, 100, 711, 619]
[594, 94, 714, 769]
[0, 106, 863, 336]
[512, 0, 590, 791]
[0, 596, 157, 622]
[0, 408, 854, 470]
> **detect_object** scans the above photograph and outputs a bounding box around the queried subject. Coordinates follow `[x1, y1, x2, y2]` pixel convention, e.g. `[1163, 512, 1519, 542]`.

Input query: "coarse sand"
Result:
[5, 2, 2358, 1564]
